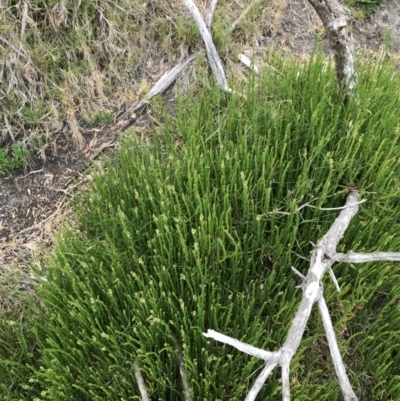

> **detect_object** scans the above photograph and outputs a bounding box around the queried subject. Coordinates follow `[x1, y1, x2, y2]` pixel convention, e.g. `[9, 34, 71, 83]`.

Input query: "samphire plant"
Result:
[0, 53, 400, 400]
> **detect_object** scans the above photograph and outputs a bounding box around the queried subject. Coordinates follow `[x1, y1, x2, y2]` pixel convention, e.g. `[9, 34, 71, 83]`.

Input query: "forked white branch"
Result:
[204, 191, 400, 401]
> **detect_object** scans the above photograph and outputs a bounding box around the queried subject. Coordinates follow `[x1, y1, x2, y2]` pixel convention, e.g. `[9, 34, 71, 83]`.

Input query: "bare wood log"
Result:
[306, 0, 357, 97]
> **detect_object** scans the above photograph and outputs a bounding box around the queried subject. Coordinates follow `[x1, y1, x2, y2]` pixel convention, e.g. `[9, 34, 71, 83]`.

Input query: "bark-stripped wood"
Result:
[183, 0, 230, 92]
[204, 191, 400, 401]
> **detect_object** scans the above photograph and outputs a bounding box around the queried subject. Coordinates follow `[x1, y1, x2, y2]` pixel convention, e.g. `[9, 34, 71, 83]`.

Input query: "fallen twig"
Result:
[333, 252, 400, 263]
[298, 199, 367, 211]
[15, 169, 44, 180]
[266, 198, 367, 216]
[205, 0, 219, 31]
[238, 54, 259, 74]
[114, 55, 196, 131]
[146, 55, 196, 99]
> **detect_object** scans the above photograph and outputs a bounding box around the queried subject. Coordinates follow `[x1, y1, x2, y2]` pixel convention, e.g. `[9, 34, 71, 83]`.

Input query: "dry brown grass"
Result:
[0, 1, 286, 150]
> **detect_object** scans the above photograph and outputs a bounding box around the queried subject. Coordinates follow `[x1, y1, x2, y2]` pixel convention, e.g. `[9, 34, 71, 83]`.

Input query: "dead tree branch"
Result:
[173, 337, 193, 401]
[238, 54, 260, 74]
[333, 252, 400, 263]
[133, 361, 149, 401]
[204, 191, 400, 400]
[306, 0, 357, 97]
[114, 54, 196, 131]
[205, 0, 219, 31]
[317, 294, 355, 398]
[183, 0, 230, 92]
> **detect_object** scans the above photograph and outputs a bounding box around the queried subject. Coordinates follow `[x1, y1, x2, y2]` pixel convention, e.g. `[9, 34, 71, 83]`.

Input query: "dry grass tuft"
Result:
[0, 0, 286, 152]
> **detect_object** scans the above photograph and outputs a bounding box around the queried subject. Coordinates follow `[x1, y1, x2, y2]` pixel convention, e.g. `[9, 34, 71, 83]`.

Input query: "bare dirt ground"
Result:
[277, 0, 400, 59]
[1, 0, 400, 301]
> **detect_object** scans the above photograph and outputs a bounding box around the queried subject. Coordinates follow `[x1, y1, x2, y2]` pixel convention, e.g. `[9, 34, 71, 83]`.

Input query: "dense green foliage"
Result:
[0, 142, 28, 174]
[1, 54, 400, 400]
[346, 0, 386, 15]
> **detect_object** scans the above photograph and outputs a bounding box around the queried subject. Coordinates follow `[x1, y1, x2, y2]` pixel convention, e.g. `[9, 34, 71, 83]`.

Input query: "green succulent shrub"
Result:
[0, 142, 28, 174]
[1, 53, 400, 400]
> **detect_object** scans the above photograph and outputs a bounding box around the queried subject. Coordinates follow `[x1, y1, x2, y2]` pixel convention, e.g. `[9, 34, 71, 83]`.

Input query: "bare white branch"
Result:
[174, 339, 193, 401]
[317, 296, 358, 401]
[281, 361, 290, 401]
[298, 199, 367, 211]
[244, 361, 278, 401]
[328, 268, 341, 292]
[146, 54, 196, 99]
[183, 0, 229, 91]
[238, 54, 260, 74]
[205, 0, 219, 31]
[133, 361, 149, 401]
[291, 266, 305, 281]
[116, 55, 196, 128]
[333, 252, 400, 263]
[266, 197, 366, 217]
[203, 330, 276, 361]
